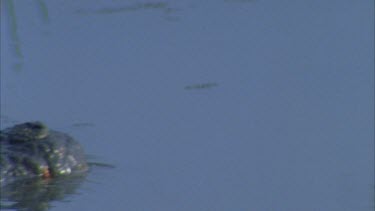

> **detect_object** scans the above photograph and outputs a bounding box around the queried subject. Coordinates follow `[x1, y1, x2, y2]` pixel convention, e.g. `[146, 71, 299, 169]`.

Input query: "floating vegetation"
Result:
[184, 82, 219, 90]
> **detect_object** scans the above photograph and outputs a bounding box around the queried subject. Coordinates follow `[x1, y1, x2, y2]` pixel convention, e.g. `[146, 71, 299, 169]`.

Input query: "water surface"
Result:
[1, 0, 373, 210]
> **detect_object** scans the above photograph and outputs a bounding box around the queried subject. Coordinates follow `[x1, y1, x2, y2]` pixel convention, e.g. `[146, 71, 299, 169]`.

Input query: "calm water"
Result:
[1, 0, 374, 210]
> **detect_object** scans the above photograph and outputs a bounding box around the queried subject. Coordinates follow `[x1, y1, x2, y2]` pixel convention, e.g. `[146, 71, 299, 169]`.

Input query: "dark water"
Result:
[1, 0, 373, 210]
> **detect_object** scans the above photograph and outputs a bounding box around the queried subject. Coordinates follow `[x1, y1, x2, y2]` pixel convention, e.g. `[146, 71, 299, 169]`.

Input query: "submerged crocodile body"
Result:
[0, 121, 88, 187]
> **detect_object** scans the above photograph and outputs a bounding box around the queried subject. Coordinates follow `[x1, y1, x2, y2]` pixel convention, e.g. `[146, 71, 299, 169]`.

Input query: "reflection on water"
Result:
[0, 157, 114, 211]
[0, 174, 87, 211]
[0, 120, 114, 210]
[76, 1, 181, 21]
[77, 2, 176, 14]
[2, 0, 50, 72]
[75, 0, 256, 21]
[3, 0, 23, 71]
[93, 2, 169, 14]
[34, 0, 50, 23]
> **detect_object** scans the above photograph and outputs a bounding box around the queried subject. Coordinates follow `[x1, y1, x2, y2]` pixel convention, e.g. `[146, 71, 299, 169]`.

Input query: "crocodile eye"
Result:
[29, 122, 44, 130]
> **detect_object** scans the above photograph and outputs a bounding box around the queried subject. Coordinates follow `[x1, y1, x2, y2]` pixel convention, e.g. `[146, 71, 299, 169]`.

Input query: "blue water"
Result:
[1, 0, 373, 210]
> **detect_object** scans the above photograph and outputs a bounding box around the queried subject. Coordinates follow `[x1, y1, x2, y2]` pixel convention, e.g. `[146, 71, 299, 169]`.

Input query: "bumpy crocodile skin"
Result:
[0, 122, 88, 186]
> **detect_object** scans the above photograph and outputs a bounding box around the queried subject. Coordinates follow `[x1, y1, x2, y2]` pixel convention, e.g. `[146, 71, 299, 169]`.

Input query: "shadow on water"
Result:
[2, 0, 49, 72]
